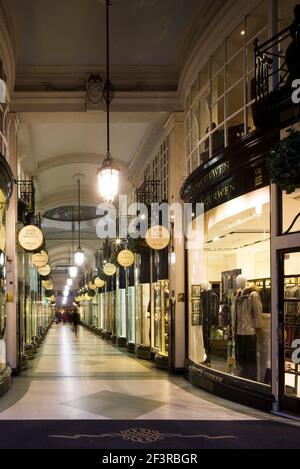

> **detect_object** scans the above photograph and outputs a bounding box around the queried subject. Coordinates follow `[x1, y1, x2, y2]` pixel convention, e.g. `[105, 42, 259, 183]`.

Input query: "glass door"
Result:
[280, 250, 300, 413]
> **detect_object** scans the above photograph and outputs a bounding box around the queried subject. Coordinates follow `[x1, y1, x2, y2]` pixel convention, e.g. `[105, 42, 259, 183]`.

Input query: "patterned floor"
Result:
[0, 325, 296, 425]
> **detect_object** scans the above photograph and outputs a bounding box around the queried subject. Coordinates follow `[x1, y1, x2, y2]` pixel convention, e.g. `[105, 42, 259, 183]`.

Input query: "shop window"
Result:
[199, 61, 210, 92]
[199, 97, 210, 142]
[0, 190, 6, 372]
[282, 190, 300, 234]
[211, 100, 225, 128]
[211, 124, 225, 155]
[246, 0, 268, 44]
[191, 125, 198, 152]
[226, 22, 245, 60]
[188, 187, 271, 384]
[211, 72, 225, 106]
[281, 125, 300, 235]
[198, 138, 209, 166]
[226, 81, 245, 117]
[283, 252, 300, 399]
[227, 110, 245, 146]
[226, 52, 244, 89]
[279, 0, 298, 30]
[191, 78, 199, 104]
[191, 149, 199, 172]
[247, 27, 269, 77]
[211, 43, 225, 78]
[246, 105, 256, 133]
[246, 69, 255, 104]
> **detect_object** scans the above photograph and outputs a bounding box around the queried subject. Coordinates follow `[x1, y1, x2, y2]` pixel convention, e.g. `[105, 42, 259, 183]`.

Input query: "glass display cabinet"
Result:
[116, 268, 126, 346]
[99, 289, 105, 332]
[283, 260, 300, 401]
[127, 265, 136, 353]
[151, 249, 170, 369]
[135, 253, 151, 359]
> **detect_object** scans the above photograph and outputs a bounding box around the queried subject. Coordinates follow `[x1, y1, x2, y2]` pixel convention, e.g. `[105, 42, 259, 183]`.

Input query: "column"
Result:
[165, 112, 185, 373]
[6, 113, 19, 372]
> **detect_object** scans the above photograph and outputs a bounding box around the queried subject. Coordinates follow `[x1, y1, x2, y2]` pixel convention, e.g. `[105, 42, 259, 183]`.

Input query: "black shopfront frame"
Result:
[181, 129, 279, 412]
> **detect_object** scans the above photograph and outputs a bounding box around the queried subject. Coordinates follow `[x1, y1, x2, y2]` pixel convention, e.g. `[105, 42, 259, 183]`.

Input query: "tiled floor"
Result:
[0, 325, 294, 423]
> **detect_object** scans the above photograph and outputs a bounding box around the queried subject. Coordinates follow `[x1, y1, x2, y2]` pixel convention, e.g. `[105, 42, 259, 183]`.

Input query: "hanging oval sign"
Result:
[88, 281, 97, 290]
[32, 250, 49, 268]
[42, 280, 53, 290]
[48, 295, 56, 302]
[94, 277, 105, 288]
[146, 225, 170, 251]
[38, 264, 51, 277]
[103, 263, 117, 276]
[85, 293, 92, 301]
[117, 250, 135, 268]
[18, 225, 44, 252]
[0, 224, 6, 252]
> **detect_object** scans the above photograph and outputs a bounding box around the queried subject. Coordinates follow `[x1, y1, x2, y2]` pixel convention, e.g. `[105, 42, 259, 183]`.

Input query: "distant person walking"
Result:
[72, 310, 80, 337]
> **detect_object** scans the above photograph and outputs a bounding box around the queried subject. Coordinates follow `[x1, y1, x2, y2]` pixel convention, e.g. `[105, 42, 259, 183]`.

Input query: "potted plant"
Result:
[267, 128, 300, 194]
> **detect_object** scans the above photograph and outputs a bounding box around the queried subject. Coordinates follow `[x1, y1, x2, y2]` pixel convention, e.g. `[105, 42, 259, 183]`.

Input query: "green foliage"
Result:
[267, 128, 300, 194]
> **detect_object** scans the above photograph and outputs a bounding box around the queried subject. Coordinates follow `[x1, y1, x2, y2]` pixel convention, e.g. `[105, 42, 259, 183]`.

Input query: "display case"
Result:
[151, 249, 170, 369]
[135, 253, 151, 359]
[99, 290, 105, 332]
[283, 269, 300, 399]
[116, 268, 126, 346]
[127, 265, 135, 353]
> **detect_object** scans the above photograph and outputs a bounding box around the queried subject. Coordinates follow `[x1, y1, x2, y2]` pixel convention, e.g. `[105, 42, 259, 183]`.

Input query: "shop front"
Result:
[115, 267, 126, 347]
[181, 129, 278, 411]
[0, 152, 13, 396]
[271, 124, 300, 415]
[127, 265, 136, 353]
[135, 252, 151, 359]
[151, 249, 170, 369]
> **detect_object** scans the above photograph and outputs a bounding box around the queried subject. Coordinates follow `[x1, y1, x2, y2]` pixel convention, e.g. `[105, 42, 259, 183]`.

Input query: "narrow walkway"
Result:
[0, 324, 261, 421]
[1, 325, 300, 449]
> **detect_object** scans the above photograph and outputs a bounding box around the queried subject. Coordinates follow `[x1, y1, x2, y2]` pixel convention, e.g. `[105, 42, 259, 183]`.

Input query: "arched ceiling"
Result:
[9, 0, 207, 291]
[12, 0, 200, 67]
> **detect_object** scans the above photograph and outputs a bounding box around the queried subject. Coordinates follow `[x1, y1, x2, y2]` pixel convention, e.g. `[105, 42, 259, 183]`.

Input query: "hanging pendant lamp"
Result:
[69, 207, 78, 277]
[97, 0, 120, 203]
[74, 178, 85, 267]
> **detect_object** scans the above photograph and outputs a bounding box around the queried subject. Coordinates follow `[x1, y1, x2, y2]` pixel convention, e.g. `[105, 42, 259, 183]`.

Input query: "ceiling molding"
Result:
[38, 152, 128, 173]
[14, 64, 178, 92]
[0, 0, 17, 95]
[10, 90, 182, 113]
[38, 188, 102, 212]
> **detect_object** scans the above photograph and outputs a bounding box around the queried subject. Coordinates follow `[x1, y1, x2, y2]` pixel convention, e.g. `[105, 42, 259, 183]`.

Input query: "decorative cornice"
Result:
[38, 152, 127, 174]
[10, 90, 182, 113]
[164, 111, 184, 135]
[0, 0, 16, 96]
[14, 64, 178, 92]
[38, 188, 101, 212]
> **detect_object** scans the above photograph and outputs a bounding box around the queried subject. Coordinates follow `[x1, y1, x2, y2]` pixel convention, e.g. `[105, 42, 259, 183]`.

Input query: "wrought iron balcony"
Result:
[136, 180, 160, 206]
[254, 6, 300, 128]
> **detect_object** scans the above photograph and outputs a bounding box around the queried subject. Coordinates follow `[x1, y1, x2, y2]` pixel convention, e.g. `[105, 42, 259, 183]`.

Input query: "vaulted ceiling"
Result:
[12, 0, 200, 67]
[8, 0, 221, 289]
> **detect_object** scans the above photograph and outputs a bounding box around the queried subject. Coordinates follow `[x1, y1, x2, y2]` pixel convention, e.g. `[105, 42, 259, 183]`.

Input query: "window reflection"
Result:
[188, 187, 271, 384]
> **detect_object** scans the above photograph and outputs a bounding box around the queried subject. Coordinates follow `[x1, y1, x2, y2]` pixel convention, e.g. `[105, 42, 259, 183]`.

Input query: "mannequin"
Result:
[200, 281, 220, 366]
[234, 274, 262, 381]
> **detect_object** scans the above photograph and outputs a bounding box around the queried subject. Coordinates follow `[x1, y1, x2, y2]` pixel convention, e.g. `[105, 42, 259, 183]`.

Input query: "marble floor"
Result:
[0, 324, 296, 424]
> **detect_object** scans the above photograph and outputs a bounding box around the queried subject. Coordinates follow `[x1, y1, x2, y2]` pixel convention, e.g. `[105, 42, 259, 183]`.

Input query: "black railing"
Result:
[137, 180, 160, 206]
[254, 6, 300, 119]
[17, 178, 35, 216]
[254, 27, 290, 110]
